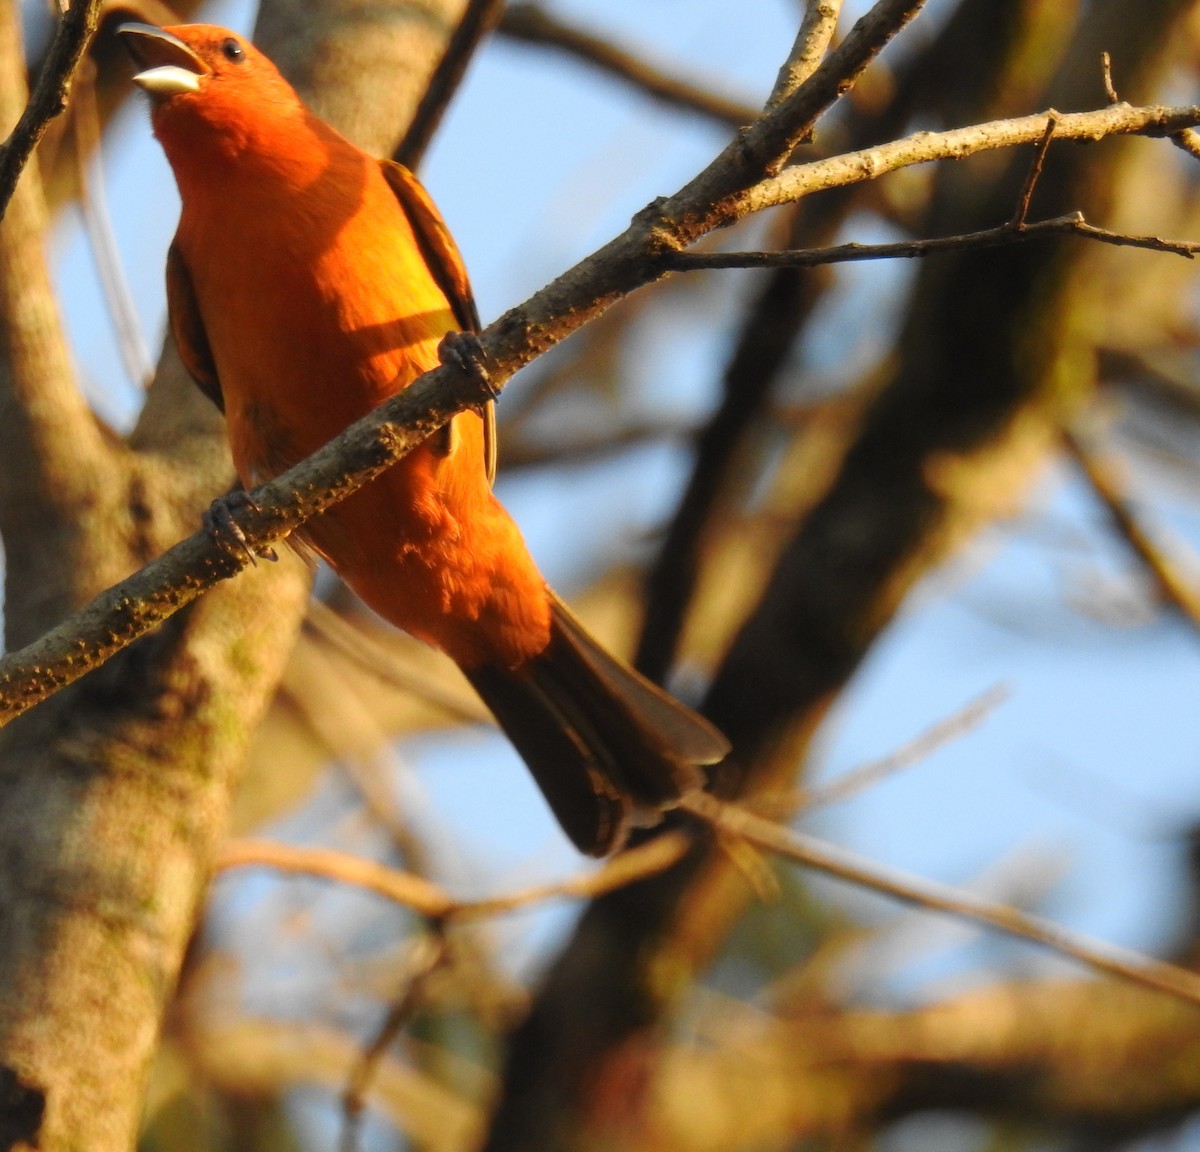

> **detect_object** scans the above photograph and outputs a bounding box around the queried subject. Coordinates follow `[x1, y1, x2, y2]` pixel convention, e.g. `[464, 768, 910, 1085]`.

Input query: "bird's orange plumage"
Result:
[122, 22, 728, 853]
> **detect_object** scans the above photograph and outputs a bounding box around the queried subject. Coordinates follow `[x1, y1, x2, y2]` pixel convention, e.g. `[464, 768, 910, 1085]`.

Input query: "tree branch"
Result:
[393, 0, 506, 170]
[766, 0, 843, 113]
[0, 0, 122, 645]
[683, 794, 1200, 1008]
[0, 0, 102, 220]
[666, 210, 1200, 271]
[214, 832, 691, 920]
[498, 2, 759, 130]
[747, 102, 1200, 213]
[0, 357, 492, 725]
[1062, 419, 1200, 632]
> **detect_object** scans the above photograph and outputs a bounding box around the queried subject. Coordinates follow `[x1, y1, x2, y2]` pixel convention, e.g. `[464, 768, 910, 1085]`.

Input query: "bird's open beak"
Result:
[117, 23, 209, 96]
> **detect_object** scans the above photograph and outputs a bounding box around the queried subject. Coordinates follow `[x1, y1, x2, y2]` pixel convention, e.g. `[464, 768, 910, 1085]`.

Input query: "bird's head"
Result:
[118, 23, 306, 169]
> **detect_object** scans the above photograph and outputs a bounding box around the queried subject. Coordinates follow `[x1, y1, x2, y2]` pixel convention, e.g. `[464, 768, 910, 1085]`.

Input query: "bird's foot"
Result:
[438, 330, 496, 400]
[204, 489, 278, 566]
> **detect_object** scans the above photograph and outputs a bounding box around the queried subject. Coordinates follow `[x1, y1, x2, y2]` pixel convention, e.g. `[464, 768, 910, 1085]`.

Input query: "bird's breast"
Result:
[178, 176, 457, 484]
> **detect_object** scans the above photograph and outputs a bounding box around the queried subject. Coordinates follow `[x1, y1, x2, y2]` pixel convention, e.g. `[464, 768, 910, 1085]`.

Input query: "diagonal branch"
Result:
[0, 0, 103, 220]
[683, 793, 1200, 1008]
[498, 3, 759, 130]
[393, 0, 506, 170]
[0, 0, 933, 719]
[748, 102, 1200, 212]
[766, 0, 844, 113]
[1063, 419, 1200, 632]
[0, 356, 493, 725]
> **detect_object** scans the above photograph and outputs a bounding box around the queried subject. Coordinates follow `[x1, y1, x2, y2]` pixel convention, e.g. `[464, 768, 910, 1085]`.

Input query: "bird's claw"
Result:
[204, 490, 278, 565]
[438, 331, 496, 399]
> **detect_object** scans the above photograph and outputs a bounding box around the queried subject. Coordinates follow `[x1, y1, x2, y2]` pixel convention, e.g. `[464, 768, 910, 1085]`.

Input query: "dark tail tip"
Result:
[465, 594, 729, 856]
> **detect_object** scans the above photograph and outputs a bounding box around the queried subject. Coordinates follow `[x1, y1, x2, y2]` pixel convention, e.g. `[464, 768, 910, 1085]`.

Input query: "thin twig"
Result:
[499, 2, 760, 130]
[340, 929, 450, 1152]
[666, 211, 1200, 273]
[1010, 113, 1057, 227]
[214, 832, 692, 920]
[394, 0, 506, 170]
[1171, 128, 1200, 161]
[746, 102, 1200, 214]
[0, 0, 103, 221]
[799, 684, 1009, 811]
[1062, 420, 1200, 633]
[766, 0, 844, 114]
[682, 793, 1200, 1008]
[1101, 52, 1119, 105]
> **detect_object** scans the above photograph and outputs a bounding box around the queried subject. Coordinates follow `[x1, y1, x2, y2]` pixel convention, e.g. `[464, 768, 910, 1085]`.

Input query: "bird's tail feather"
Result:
[464, 593, 729, 856]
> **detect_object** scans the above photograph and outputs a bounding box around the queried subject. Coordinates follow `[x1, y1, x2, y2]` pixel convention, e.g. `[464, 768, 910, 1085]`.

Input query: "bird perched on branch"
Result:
[119, 22, 728, 855]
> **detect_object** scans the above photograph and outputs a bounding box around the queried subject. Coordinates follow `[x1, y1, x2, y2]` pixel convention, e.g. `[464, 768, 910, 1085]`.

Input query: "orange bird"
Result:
[119, 23, 728, 855]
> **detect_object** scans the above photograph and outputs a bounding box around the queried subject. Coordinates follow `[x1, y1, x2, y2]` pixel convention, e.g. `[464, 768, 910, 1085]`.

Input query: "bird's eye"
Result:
[220, 38, 245, 63]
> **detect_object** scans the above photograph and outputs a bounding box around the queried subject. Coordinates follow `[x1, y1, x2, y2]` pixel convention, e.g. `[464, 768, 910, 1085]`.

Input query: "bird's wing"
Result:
[379, 159, 495, 487]
[166, 241, 224, 413]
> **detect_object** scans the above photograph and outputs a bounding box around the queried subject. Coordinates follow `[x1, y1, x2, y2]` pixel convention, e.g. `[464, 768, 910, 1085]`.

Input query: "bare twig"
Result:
[1062, 420, 1200, 632]
[666, 211, 1200, 272]
[0, 0, 102, 221]
[799, 684, 1009, 811]
[214, 833, 692, 920]
[394, 0, 506, 170]
[683, 793, 1200, 1008]
[747, 102, 1200, 213]
[1010, 113, 1057, 226]
[499, 2, 759, 130]
[341, 930, 450, 1152]
[766, 0, 844, 113]
[1171, 128, 1200, 161]
[1101, 52, 1119, 104]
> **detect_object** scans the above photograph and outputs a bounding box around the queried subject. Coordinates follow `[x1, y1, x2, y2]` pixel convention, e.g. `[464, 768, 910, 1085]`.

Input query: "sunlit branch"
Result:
[214, 833, 692, 920]
[1172, 127, 1200, 160]
[7, 1, 1187, 745]
[796, 684, 1010, 812]
[682, 793, 1200, 1008]
[746, 103, 1200, 214]
[766, 0, 843, 113]
[0, 0, 931, 723]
